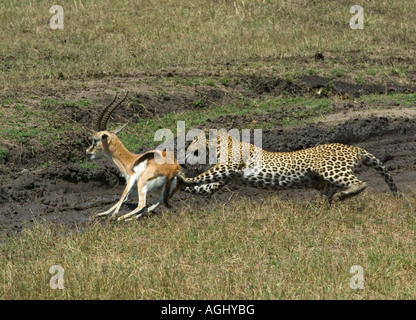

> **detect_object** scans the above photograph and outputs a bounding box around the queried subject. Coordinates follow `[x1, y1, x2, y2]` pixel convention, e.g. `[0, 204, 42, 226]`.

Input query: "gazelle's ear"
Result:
[114, 122, 129, 135]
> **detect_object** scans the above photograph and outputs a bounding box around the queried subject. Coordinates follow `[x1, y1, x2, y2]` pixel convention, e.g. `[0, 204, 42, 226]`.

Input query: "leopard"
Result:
[177, 129, 399, 202]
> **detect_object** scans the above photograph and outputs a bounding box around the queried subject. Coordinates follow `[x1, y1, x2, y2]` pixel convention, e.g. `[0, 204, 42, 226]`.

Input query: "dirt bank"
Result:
[1, 73, 415, 238]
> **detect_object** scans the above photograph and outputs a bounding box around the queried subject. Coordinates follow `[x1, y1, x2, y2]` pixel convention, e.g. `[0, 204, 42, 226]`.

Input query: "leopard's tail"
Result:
[361, 150, 399, 195]
[176, 171, 227, 195]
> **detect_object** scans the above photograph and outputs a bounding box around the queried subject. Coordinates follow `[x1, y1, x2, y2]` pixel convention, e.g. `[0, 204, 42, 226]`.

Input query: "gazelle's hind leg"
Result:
[118, 176, 172, 221]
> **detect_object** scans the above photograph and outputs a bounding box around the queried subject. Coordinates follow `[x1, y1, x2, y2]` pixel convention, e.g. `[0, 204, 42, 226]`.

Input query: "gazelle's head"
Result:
[86, 92, 129, 160]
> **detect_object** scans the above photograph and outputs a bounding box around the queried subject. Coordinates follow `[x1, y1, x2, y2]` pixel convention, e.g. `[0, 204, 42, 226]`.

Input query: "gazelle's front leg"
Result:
[117, 177, 148, 221]
[95, 174, 136, 218]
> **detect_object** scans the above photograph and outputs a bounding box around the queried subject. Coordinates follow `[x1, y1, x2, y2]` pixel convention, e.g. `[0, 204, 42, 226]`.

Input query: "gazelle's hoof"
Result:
[123, 212, 146, 222]
[117, 207, 147, 222]
[94, 212, 108, 218]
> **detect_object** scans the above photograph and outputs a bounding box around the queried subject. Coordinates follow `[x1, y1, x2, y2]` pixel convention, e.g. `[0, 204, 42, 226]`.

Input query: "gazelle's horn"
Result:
[99, 91, 129, 131]
[94, 93, 118, 131]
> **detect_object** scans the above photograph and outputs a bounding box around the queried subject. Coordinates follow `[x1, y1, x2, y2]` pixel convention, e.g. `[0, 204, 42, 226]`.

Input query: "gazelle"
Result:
[86, 92, 185, 221]
[86, 92, 224, 221]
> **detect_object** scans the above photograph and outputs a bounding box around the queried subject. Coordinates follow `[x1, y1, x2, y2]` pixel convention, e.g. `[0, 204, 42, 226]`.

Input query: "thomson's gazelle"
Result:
[86, 92, 182, 221]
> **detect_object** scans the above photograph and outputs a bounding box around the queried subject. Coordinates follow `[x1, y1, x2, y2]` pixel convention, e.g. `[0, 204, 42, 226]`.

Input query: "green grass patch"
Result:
[117, 91, 416, 150]
[119, 95, 333, 149]
[358, 93, 416, 107]
[0, 147, 9, 161]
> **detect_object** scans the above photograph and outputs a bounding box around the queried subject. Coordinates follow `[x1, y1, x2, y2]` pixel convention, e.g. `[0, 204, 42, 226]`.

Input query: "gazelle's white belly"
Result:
[144, 176, 167, 194]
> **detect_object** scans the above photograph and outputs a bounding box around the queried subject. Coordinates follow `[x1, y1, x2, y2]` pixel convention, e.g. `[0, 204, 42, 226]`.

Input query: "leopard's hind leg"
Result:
[333, 180, 368, 201]
[317, 171, 367, 202]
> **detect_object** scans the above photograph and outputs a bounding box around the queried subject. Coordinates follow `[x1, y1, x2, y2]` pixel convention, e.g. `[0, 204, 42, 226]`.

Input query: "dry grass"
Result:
[1, 0, 415, 90]
[1, 192, 415, 299]
[1, 0, 415, 300]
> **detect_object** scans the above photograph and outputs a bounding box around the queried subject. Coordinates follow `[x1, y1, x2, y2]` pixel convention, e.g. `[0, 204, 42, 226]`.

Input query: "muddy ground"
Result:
[1, 73, 415, 238]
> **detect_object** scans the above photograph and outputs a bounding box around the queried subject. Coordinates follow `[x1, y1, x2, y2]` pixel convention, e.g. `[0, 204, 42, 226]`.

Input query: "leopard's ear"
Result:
[204, 128, 219, 139]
